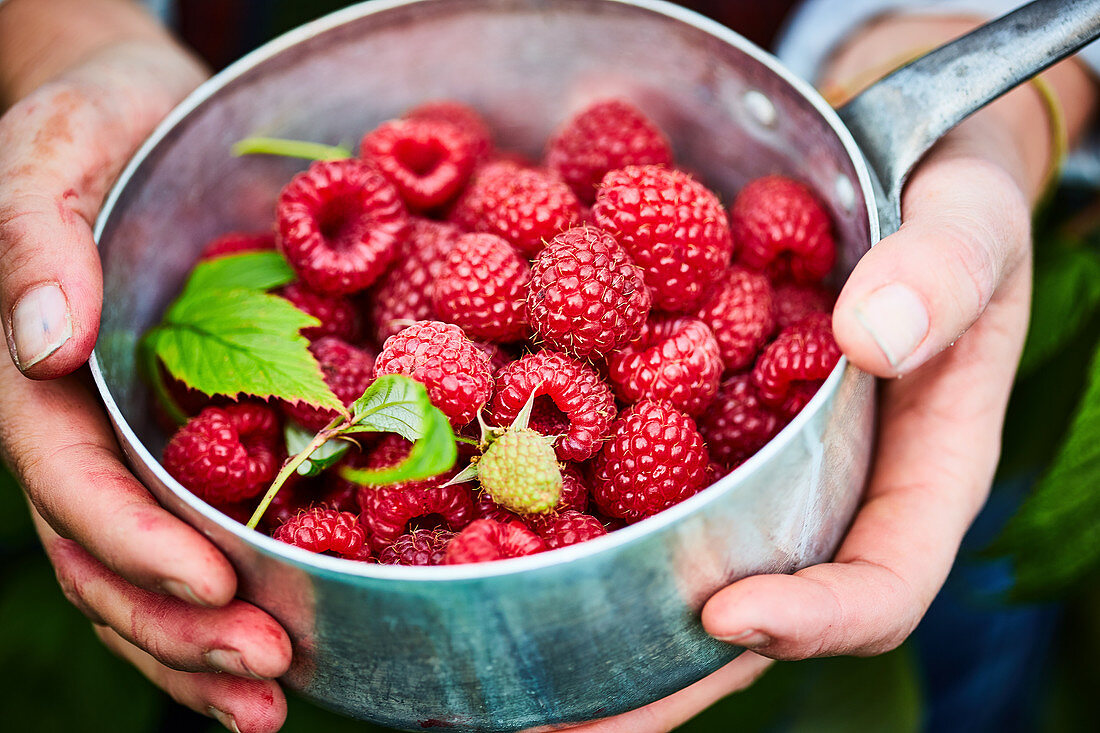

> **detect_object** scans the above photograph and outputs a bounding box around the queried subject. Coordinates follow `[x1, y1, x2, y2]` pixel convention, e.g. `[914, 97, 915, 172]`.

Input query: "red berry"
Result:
[545, 99, 673, 204]
[526, 225, 651, 358]
[431, 233, 530, 343]
[752, 313, 841, 417]
[732, 175, 836, 283]
[472, 490, 523, 524]
[694, 266, 776, 371]
[698, 375, 784, 469]
[260, 473, 361, 533]
[405, 100, 493, 162]
[163, 403, 281, 504]
[277, 158, 409, 295]
[592, 400, 710, 522]
[355, 435, 474, 551]
[472, 340, 515, 374]
[606, 316, 722, 415]
[282, 337, 376, 431]
[361, 118, 476, 211]
[491, 350, 616, 462]
[529, 510, 607, 549]
[374, 321, 493, 427]
[367, 218, 463, 343]
[442, 519, 546, 564]
[279, 282, 360, 342]
[773, 281, 835, 330]
[594, 165, 733, 311]
[558, 465, 590, 513]
[448, 161, 581, 257]
[273, 507, 367, 558]
[378, 529, 456, 566]
[200, 231, 276, 261]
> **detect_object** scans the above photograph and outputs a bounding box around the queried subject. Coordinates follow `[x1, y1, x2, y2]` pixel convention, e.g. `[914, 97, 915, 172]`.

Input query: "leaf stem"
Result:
[247, 415, 345, 529]
[232, 136, 352, 161]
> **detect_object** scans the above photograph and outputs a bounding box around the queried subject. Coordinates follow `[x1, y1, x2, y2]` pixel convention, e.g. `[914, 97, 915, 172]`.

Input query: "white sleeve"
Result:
[774, 0, 1100, 81]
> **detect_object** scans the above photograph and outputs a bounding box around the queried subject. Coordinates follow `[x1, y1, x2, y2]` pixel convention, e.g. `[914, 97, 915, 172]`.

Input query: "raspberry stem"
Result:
[246, 414, 346, 529]
[232, 136, 353, 161]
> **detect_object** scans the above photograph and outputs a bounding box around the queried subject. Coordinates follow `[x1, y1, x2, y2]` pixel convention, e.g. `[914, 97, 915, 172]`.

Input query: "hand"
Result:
[0, 3, 293, 729]
[556, 15, 1097, 732]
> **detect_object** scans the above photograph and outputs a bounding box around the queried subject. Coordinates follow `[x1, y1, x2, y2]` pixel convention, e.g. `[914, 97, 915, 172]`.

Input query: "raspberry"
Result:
[367, 218, 463, 343]
[529, 510, 607, 550]
[431, 233, 530, 343]
[279, 282, 360, 342]
[361, 118, 476, 211]
[472, 340, 514, 374]
[752, 313, 841, 417]
[200, 231, 276, 261]
[405, 100, 494, 162]
[378, 529, 455, 566]
[694, 266, 776, 371]
[592, 400, 710, 522]
[472, 490, 522, 524]
[479, 428, 562, 514]
[606, 316, 722, 415]
[698, 375, 784, 469]
[276, 158, 409, 295]
[594, 165, 733, 311]
[374, 321, 493, 426]
[773, 282, 835, 330]
[558, 464, 590, 513]
[731, 175, 836, 283]
[282, 337, 375, 431]
[526, 226, 651, 358]
[491, 351, 616, 462]
[273, 507, 367, 558]
[356, 436, 474, 551]
[448, 161, 581, 257]
[259, 473, 360, 532]
[163, 403, 281, 504]
[545, 99, 673, 204]
[442, 519, 546, 564]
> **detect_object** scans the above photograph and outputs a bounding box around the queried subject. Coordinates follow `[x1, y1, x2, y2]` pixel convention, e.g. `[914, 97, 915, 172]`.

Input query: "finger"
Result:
[31, 507, 291, 678]
[531, 653, 773, 733]
[94, 625, 287, 733]
[0, 44, 203, 378]
[703, 270, 1029, 658]
[832, 149, 1031, 377]
[0, 362, 237, 606]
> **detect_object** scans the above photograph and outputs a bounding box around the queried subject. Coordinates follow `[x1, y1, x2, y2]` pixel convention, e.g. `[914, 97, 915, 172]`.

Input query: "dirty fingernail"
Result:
[209, 706, 242, 733]
[853, 283, 928, 369]
[162, 579, 212, 607]
[7, 283, 72, 370]
[205, 649, 266, 679]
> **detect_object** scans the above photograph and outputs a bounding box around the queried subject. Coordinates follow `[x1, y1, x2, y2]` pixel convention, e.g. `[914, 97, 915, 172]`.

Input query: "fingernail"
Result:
[853, 283, 929, 368]
[162, 579, 213, 607]
[716, 629, 771, 647]
[204, 649, 266, 679]
[7, 283, 72, 370]
[208, 706, 242, 733]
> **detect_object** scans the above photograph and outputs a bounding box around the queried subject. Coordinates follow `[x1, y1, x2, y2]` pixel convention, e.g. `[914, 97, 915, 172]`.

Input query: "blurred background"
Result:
[4, 1, 1100, 730]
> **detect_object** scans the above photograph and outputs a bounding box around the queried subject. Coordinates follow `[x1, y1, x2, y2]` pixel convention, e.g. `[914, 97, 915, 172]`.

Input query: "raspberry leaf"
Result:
[285, 422, 351, 477]
[339, 407, 456, 486]
[142, 252, 344, 413]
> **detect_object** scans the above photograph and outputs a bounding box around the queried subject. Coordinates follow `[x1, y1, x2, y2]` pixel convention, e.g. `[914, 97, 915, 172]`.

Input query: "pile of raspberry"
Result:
[160, 99, 841, 566]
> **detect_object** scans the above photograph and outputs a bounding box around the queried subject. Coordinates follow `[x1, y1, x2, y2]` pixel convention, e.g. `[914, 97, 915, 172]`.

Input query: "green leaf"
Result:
[990, 342, 1100, 598]
[1018, 242, 1100, 377]
[232, 136, 352, 161]
[183, 251, 296, 294]
[285, 422, 351, 477]
[145, 288, 343, 412]
[338, 376, 456, 486]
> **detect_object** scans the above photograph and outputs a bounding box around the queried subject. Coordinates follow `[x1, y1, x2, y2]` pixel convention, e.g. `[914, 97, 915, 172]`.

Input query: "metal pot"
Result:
[88, 0, 1100, 729]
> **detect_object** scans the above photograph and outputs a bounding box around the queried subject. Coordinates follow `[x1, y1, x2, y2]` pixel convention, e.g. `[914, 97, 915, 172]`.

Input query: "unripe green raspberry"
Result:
[478, 428, 562, 514]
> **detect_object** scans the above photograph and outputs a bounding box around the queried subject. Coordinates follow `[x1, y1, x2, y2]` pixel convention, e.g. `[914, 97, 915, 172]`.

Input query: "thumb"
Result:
[0, 42, 204, 379]
[833, 154, 1031, 377]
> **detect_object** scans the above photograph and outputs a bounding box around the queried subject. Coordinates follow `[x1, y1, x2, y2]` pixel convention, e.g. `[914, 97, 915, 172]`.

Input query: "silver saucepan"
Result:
[88, 0, 1100, 729]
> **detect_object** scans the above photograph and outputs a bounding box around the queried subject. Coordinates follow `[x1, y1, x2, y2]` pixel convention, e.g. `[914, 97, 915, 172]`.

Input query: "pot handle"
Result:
[838, 0, 1100, 231]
